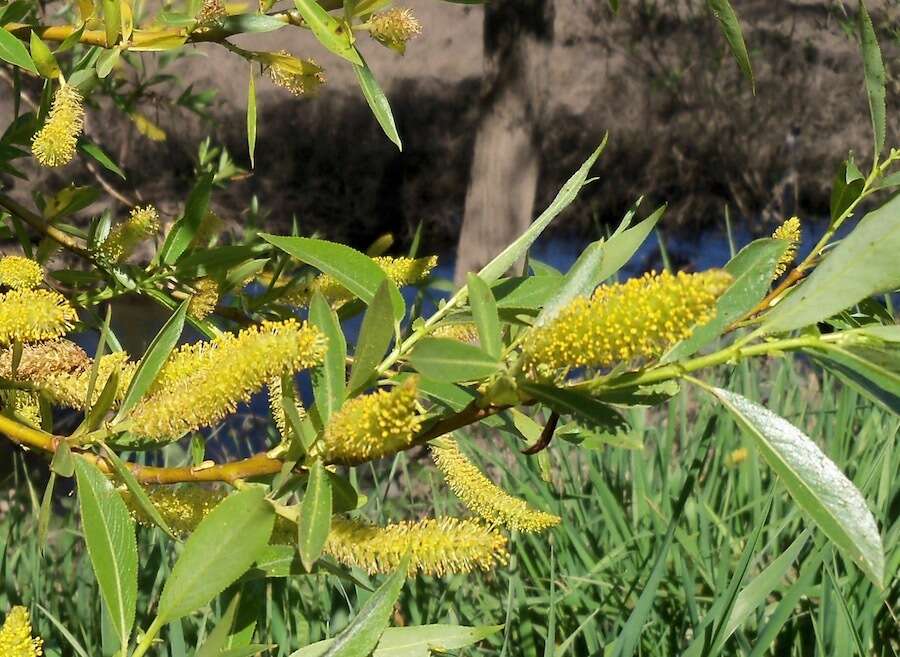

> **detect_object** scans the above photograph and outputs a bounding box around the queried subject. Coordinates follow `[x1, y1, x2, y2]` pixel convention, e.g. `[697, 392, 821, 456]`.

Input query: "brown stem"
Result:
[522, 411, 558, 455]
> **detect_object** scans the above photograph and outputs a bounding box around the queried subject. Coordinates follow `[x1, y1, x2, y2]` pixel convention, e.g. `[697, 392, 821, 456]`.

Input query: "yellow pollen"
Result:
[0, 289, 77, 346]
[0, 256, 44, 290]
[771, 216, 801, 278]
[0, 606, 43, 657]
[97, 205, 160, 263]
[31, 84, 84, 168]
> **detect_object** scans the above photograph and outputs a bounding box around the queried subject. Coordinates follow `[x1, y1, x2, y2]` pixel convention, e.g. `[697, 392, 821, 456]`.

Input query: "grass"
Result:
[1, 357, 898, 657]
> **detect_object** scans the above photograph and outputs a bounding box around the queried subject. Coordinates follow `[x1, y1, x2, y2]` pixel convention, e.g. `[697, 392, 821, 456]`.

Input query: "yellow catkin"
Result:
[772, 216, 801, 278]
[0, 256, 44, 290]
[38, 351, 136, 409]
[267, 51, 326, 96]
[0, 339, 89, 381]
[0, 289, 77, 346]
[287, 256, 438, 307]
[188, 278, 219, 320]
[129, 320, 325, 443]
[369, 8, 422, 52]
[125, 486, 227, 537]
[192, 210, 222, 247]
[432, 322, 479, 343]
[318, 378, 421, 465]
[523, 270, 732, 376]
[325, 516, 507, 576]
[195, 0, 225, 23]
[97, 205, 160, 263]
[431, 438, 560, 532]
[267, 376, 305, 439]
[14, 392, 42, 428]
[31, 84, 84, 168]
[0, 606, 43, 657]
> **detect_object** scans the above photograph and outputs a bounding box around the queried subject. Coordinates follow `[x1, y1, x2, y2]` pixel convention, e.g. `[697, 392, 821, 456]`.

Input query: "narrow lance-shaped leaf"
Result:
[156, 486, 276, 622]
[292, 0, 363, 66]
[310, 291, 347, 422]
[478, 136, 607, 284]
[466, 273, 502, 359]
[321, 555, 410, 657]
[708, 386, 884, 586]
[408, 338, 500, 383]
[247, 66, 257, 168]
[290, 624, 502, 657]
[347, 280, 395, 393]
[0, 28, 38, 73]
[706, 0, 754, 92]
[298, 459, 332, 572]
[114, 299, 188, 421]
[354, 58, 401, 150]
[858, 0, 886, 157]
[74, 458, 138, 650]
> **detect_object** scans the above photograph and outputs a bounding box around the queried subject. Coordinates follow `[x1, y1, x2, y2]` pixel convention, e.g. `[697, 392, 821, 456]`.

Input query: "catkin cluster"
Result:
[523, 269, 732, 376]
[128, 320, 325, 443]
[287, 256, 437, 307]
[0, 606, 43, 657]
[187, 278, 220, 320]
[267, 376, 305, 439]
[369, 8, 422, 52]
[318, 378, 421, 465]
[125, 486, 227, 537]
[97, 205, 160, 263]
[266, 51, 326, 96]
[0, 256, 44, 290]
[326, 516, 508, 576]
[0, 289, 77, 346]
[772, 216, 801, 278]
[1, 342, 135, 410]
[431, 438, 560, 532]
[31, 84, 84, 168]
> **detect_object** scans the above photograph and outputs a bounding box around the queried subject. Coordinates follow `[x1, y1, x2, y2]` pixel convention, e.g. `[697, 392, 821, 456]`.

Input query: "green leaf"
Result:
[706, 0, 754, 92]
[195, 586, 261, 657]
[492, 276, 562, 311]
[261, 235, 404, 320]
[292, 0, 363, 66]
[0, 28, 38, 73]
[722, 529, 811, 644]
[161, 172, 215, 265]
[81, 371, 119, 433]
[95, 46, 119, 78]
[829, 158, 865, 223]
[535, 241, 603, 328]
[298, 460, 332, 572]
[761, 193, 900, 333]
[320, 556, 409, 657]
[310, 291, 347, 422]
[519, 383, 629, 436]
[466, 273, 502, 359]
[100, 443, 177, 539]
[157, 487, 275, 622]
[807, 344, 900, 414]
[354, 58, 401, 150]
[74, 458, 138, 649]
[102, 0, 121, 45]
[664, 238, 786, 362]
[220, 13, 289, 33]
[594, 205, 665, 281]
[113, 299, 188, 421]
[347, 280, 395, 393]
[29, 32, 59, 78]
[858, 1, 886, 157]
[247, 68, 257, 168]
[291, 624, 502, 657]
[478, 137, 607, 284]
[708, 386, 884, 586]
[408, 338, 500, 383]
[79, 142, 126, 179]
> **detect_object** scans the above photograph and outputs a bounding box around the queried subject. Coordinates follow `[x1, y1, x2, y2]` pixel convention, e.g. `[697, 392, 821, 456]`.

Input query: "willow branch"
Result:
[0, 194, 91, 258]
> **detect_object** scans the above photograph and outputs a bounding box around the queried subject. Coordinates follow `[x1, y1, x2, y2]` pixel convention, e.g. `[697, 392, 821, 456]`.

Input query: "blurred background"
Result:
[4, 0, 900, 282]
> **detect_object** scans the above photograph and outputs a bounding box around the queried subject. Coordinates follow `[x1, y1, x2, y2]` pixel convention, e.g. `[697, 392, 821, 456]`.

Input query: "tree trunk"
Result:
[453, 0, 554, 284]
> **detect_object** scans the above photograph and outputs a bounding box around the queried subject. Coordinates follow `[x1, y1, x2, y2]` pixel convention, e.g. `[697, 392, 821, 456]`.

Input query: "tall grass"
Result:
[1, 357, 897, 657]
